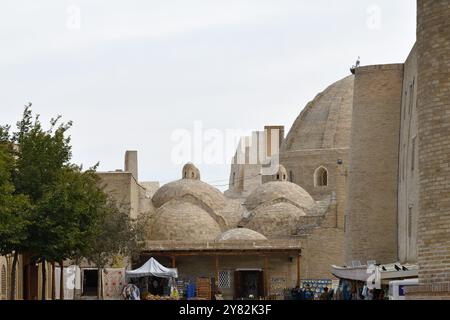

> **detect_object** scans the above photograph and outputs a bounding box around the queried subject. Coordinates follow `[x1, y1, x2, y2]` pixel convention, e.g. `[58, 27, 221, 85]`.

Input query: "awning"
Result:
[331, 262, 418, 286]
[331, 265, 372, 282]
[126, 257, 178, 279]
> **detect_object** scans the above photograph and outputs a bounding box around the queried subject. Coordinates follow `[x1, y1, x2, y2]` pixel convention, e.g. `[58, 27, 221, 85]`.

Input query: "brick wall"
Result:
[344, 64, 404, 265]
[398, 45, 419, 264]
[409, 0, 450, 299]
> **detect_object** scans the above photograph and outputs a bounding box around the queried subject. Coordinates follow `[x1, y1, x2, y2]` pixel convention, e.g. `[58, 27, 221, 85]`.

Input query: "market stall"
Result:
[126, 257, 179, 300]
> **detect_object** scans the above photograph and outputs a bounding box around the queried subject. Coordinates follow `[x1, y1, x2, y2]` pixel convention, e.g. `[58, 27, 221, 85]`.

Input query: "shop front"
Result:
[138, 240, 303, 300]
[331, 262, 418, 300]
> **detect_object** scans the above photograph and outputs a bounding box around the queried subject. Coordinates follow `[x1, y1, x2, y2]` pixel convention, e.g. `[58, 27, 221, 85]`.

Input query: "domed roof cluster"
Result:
[148, 163, 228, 242]
[147, 164, 318, 242]
[241, 169, 316, 237]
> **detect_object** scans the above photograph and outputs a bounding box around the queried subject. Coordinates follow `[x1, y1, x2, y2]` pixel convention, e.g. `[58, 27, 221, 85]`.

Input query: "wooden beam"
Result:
[297, 253, 301, 287]
[141, 250, 301, 257]
[263, 256, 269, 298]
[214, 256, 219, 288]
[171, 256, 176, 268]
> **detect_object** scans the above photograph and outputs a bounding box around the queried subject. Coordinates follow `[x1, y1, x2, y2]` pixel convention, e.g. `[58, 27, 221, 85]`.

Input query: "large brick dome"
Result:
[282, 75, 354, 152]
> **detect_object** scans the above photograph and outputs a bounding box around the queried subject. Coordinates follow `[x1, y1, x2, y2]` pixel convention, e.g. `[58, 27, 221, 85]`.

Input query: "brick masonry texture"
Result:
[409, 0, 450, 299]
[344, 64, 404, 265]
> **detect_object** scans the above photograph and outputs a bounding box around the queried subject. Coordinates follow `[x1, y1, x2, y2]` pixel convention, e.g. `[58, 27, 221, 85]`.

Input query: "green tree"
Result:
[5, 107, 107, 300]
[11, 108, 73, 300]
[2, 107, 145, 301]
[33, 165, 108, 299]
[0, 132, 31, 300]
[12, 108, 72, 203]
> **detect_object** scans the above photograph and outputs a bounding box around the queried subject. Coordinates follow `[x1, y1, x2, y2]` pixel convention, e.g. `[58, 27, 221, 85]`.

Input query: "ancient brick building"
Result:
[341, 0, 450, 299]
[407, 0, 450, 299]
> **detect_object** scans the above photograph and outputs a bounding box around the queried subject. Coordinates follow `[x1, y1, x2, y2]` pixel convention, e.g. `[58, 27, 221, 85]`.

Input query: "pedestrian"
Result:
[367, 289, 374, 300]
[328, 288, 335, 300]
[122, 282, 140, 300]
[319, 287, 329, 300]
[291, 286, 300, 300]
[303, 284, 314, 300]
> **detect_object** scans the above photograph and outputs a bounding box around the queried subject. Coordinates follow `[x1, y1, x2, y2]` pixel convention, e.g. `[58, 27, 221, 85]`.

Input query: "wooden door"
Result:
[196, 277, 211, 300]
[258, 271, 265, 298]
[23, 264, 38, 300]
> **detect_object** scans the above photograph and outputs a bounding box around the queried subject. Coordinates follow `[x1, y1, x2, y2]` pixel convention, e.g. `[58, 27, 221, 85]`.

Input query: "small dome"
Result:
[245, 202, 306, 237]
[152, 179, 226, 212]
[148, 201, 222, 242]
[182, 162, 200, 180]
[244, 181, 315, 214]
[271, 165, 288, 181]
[217, 228, 268, 241]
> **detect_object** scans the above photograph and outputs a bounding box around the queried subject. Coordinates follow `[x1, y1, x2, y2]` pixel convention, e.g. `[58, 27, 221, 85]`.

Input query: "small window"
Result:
[289, 171, 294, 182]
[218, 270, 231, 289]
[232, 172, 236, 186]
[276, 174, 280, 180]
[411, 137, 416, 172]
[314, 167, 328, 187]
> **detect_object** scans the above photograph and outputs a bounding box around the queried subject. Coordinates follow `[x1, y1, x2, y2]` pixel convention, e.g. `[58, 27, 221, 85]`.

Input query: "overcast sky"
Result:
[0, 0, 416, 189]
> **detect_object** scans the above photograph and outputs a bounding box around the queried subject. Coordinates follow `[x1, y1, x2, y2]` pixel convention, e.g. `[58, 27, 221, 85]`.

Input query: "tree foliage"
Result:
[29, 165, 107, 263]
[0, 107, 108, 299]
[0, 139, 31, 257]
[1, 106, 146, 300]
[86, 198, 145, 269]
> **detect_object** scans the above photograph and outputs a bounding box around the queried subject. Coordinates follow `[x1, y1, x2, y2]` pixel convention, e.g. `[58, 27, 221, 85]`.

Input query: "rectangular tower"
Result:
[407, 0, 450, 299]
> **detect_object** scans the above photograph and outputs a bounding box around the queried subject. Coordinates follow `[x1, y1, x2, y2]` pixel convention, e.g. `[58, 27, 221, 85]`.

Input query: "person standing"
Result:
[303, 284, 314, 300]
[319, 287, 329, 300]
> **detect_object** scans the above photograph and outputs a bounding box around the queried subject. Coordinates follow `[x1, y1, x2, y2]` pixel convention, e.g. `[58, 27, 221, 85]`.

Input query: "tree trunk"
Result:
[41, 258, 46, 300]
[51, 262, 55, 300]
[73, 259, 79, 300]
[59, 260, 64, 300]
[10, 251, 19, 300]
[97, 267, 103, 300]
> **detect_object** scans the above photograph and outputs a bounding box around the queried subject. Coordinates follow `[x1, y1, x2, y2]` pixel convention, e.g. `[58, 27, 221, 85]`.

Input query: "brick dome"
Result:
[241, 180, 315, 237]
[152, 177, 226, 213]
[217, 228, 268, 241]
[244, 202, 307, 238]
[282, 75, 354, 151]
[148, 200, 223, 242]
[244, 181, 315, 214]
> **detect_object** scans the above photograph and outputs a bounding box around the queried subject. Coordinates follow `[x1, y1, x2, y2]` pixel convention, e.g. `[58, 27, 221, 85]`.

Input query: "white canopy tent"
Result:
[126, 257, 178, 279]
